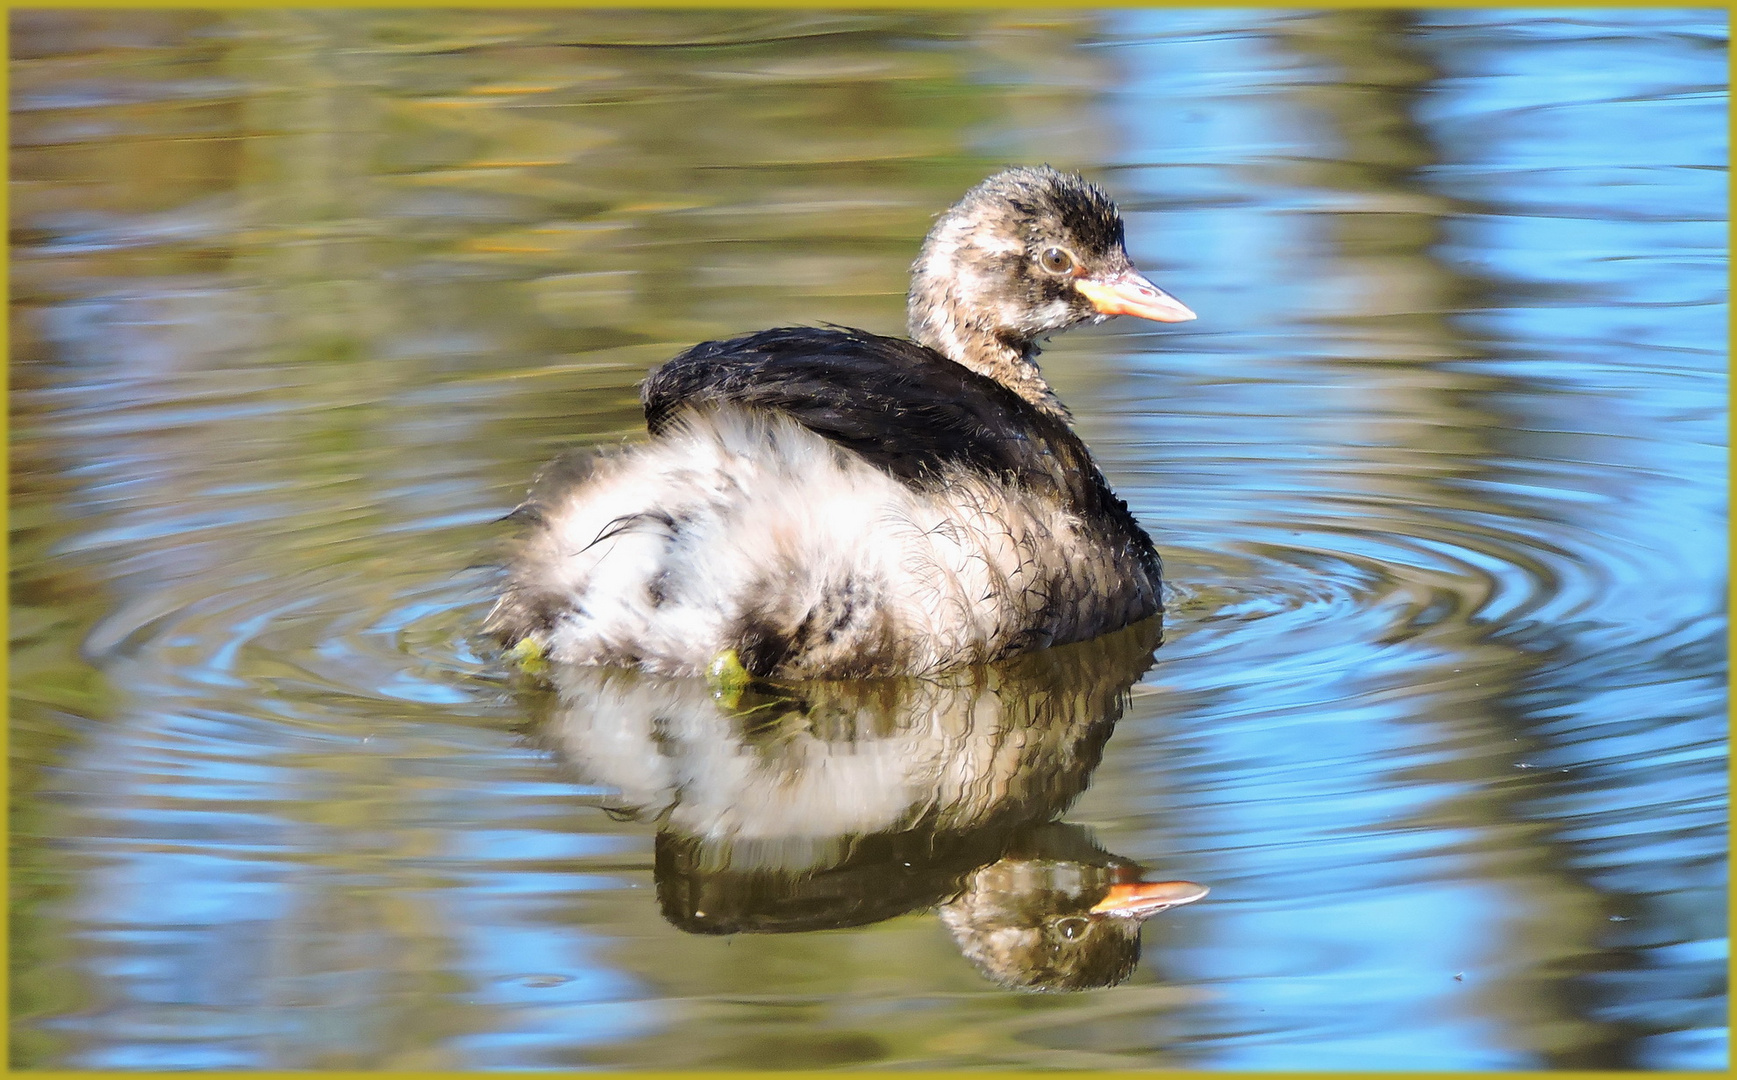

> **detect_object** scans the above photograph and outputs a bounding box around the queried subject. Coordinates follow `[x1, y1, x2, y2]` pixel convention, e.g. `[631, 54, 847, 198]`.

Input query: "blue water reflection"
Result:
[1093, 6, 1725, 1069]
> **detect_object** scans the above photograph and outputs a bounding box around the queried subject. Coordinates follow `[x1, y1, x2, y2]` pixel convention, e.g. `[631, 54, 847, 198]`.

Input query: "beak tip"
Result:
[1088, 879, 1210, 917]
[1076, 275, 1197, 325]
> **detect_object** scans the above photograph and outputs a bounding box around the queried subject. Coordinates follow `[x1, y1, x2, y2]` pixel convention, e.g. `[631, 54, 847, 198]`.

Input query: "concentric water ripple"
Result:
[73, 529, 507, 721]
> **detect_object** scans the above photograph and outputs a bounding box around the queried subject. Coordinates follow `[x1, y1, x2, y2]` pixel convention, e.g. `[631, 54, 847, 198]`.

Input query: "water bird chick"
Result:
[489, 166, 1196, 678]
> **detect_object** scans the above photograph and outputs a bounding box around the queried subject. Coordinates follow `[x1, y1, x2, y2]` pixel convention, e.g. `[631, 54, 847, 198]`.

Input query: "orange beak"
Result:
[1088, 879, 1209, 918]
[1075, 271, 1197, 323]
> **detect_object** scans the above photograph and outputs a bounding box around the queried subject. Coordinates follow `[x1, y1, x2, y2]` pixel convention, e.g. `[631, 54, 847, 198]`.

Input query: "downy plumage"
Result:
[488, 167, 1195, 678]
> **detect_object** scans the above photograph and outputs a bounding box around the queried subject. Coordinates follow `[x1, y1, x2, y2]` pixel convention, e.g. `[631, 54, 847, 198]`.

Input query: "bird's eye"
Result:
[1055, 916, 1089, 940]
[1039, 247, 1077, 275]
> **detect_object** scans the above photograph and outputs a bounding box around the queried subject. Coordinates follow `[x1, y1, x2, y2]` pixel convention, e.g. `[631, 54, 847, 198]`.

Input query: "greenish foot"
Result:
[507, 637, 548, 675]
[705, 647, 752, 709]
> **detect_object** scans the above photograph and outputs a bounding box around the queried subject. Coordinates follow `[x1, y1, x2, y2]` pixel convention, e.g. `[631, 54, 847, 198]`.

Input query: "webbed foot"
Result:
[507, 637, 548, 676]
[705, 647, 752, 708]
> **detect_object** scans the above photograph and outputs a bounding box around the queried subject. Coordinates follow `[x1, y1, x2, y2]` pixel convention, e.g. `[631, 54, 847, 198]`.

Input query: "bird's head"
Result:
[908, 165, 1195, 361]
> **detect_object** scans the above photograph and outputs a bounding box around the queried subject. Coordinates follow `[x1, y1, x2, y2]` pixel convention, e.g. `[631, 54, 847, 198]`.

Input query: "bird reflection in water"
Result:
[519, 616, 1207, 991]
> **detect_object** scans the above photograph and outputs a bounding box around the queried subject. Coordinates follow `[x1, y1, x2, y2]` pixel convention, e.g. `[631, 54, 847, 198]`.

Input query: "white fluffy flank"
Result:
[496, 407, 1097, 677]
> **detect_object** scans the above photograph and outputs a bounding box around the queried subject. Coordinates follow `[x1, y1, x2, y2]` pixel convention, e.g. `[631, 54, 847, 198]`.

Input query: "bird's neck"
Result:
[908, 285, 1071, 421]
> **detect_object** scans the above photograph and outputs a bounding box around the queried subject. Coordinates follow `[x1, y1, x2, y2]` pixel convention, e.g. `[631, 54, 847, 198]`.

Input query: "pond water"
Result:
[10, 8, 1727, 1070]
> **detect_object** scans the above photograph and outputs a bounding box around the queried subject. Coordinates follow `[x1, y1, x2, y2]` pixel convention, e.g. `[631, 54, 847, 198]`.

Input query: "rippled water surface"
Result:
[10, 8, 1727, 1070]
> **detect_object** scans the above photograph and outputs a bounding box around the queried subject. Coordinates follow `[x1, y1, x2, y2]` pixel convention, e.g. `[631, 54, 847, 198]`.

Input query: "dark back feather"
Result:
[640, 326, 1157, 575]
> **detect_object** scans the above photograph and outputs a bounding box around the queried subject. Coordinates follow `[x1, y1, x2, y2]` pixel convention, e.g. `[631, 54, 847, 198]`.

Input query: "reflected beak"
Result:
[1075, 271, 1197, 323]
[1088, 879, 1210, 918]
